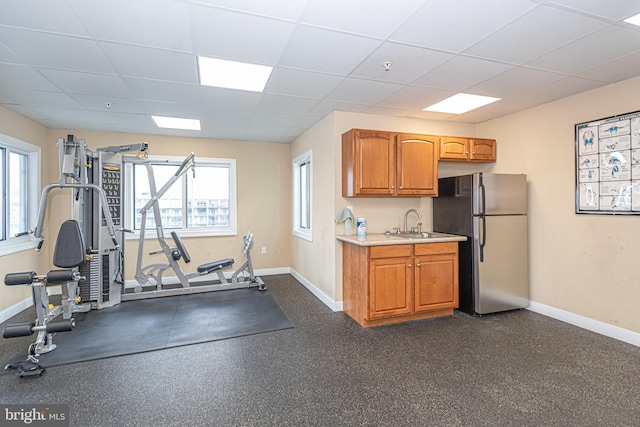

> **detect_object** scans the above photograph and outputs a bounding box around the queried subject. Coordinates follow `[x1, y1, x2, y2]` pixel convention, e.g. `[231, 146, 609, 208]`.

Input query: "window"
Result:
[293, 150, 312, 241]
[126, 156, 236, 237]
[0, 133, 40, 255]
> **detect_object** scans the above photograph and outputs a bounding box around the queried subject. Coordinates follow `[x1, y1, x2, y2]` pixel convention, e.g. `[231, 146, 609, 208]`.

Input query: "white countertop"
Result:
[336, 232, 467, 246]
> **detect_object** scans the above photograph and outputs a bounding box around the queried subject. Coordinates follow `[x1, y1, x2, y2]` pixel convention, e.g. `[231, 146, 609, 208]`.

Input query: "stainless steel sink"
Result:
[386, 231, 444, 239]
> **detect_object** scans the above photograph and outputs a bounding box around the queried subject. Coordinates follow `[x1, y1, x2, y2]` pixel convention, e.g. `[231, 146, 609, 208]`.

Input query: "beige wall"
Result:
[477, 75, 640, 334]
[0, 107, 52, 311]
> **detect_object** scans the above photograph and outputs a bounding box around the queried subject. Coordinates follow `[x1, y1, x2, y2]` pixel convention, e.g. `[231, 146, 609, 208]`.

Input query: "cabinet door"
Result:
[439, 137, 469, 161]
[355, 130, 395, 195]
[469, 139, 496, 162]
[369, 257, 412, 319]
[414, 252, 458, 312]
[396, 134, 438, 196]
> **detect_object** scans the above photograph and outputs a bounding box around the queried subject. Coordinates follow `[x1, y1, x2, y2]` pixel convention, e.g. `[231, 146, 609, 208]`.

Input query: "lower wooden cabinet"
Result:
[343, 242, 458, 327]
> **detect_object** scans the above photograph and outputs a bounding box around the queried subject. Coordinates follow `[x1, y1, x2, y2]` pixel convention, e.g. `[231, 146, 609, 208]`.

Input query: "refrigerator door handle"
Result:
[478, 175, 486, 262]
[479, 214, 486, 262]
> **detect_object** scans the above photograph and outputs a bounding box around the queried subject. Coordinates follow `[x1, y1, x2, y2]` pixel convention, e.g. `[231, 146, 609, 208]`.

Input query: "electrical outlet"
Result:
[261, 247, 267, 255]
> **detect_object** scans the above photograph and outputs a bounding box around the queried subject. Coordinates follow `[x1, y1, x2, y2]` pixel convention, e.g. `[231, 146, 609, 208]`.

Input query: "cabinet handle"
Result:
[408, 264, 412, 268]
[465, 151, 469, 154]
[391, 186, 395, 189]
[399, 186, 403, 189]
[416, 263, 421, 267]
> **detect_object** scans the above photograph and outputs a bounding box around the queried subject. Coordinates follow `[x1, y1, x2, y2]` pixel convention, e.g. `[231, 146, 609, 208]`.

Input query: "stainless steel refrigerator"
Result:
[433, 173, 529, 315]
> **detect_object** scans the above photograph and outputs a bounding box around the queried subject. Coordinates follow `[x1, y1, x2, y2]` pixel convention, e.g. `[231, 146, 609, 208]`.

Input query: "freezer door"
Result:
[473, 173, 527, 215]
[473, 214, 529, 314]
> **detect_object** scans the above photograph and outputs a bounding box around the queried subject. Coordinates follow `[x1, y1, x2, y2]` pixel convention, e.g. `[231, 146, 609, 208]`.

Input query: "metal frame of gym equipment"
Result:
[3, 220, 86, 377]
[126, 153, 265, 301]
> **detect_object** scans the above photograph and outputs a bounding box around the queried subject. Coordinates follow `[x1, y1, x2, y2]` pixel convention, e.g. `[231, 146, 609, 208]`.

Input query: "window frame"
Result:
[0, 133, 41, 255]
[292, 150, 313, 242]
[124, 155, 237, 239]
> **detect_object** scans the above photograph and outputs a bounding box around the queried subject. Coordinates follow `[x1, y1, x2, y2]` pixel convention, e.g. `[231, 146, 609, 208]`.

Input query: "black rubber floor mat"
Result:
[28, 290, 292, 367]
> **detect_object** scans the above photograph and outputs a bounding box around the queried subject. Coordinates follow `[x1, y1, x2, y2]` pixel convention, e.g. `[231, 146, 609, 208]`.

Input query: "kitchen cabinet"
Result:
[342, 129, 438, 197]
[342, 242, 458, 327]
[439, 136, 496, 162]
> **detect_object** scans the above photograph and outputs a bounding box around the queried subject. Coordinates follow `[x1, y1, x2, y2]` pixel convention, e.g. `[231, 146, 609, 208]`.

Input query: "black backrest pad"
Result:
[53, 220, 86, 268]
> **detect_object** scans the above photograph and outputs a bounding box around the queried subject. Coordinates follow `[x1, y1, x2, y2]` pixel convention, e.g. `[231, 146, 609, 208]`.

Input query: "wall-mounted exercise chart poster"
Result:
[576, 110, 640, 214]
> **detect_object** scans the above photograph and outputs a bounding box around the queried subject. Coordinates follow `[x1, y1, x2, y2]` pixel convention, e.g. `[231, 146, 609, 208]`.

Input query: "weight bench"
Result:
[3, 220, 86, 377]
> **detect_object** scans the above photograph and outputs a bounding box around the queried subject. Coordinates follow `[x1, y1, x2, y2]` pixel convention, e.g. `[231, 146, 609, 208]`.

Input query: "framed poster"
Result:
[575, 110, 640, 214]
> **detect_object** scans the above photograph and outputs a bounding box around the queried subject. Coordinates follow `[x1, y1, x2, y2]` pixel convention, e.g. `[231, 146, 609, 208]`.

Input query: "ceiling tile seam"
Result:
[575, 48, 640, 80]
[518, 25, 640, 78]
[188, 0, 310, 25]
[545, 1, 640, 26]
[451, 2, 541, 57]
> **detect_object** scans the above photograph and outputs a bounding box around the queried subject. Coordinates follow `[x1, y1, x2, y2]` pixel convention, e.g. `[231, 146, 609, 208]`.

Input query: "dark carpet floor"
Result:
[1, 274, 639, 426]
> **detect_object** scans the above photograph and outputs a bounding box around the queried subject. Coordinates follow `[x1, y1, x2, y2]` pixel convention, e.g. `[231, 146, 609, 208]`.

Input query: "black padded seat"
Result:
[197, 258, 234, 274]
[53, 220, 86, 268]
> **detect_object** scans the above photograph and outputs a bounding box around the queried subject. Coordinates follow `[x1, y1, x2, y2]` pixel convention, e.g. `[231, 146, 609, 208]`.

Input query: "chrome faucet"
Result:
[403, 209, 422, 233]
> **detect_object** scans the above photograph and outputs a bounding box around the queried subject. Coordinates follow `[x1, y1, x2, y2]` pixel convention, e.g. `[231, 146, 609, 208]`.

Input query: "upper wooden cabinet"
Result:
[439, 136, 496, 162]
[342, 129, 438, 197]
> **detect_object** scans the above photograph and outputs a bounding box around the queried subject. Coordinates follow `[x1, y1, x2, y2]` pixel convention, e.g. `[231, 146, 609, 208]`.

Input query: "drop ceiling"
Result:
[1, 0, 640, 143]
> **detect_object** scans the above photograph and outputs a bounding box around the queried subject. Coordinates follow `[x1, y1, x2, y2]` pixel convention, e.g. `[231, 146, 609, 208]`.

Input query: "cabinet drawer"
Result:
[414, 242, 457, 256]
[369, 245, 412, 259]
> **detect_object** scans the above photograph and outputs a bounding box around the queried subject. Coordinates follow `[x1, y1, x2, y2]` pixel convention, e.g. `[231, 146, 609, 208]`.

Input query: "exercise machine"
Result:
[3, 220, 86, 377]
[128, 152, 265, 300]
[3, 136, 266, 373]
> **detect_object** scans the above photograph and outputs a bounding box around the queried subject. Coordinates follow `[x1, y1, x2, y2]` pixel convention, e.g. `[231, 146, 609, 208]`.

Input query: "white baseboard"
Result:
[0, 297, 33, 324]
[527, 301, 640, 348]
[290, 268, 343, 312]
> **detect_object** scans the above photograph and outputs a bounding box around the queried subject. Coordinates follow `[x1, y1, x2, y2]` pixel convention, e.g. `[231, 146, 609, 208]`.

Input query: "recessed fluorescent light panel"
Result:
[152, 116, 201, 131]
[198, 56, 272, 92]
[624, 13, 640, 26]
[423, 93, 501, 114]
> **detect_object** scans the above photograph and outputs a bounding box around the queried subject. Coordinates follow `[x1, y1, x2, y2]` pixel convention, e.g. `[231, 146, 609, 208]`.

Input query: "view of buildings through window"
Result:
[133, 162, 230, 230]
[0, 147, 29, 240]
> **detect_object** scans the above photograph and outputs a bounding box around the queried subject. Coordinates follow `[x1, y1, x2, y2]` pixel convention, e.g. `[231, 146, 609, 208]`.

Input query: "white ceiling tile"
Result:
[326, 78, 403, 104]
[390, 0, 535, 52]
[251, 111, 302, 127]
[378, 86, 455, 110]
[350, 43, 453, 84]
[256, 94, 319, 115]
[527, 25, 640, 74]
[124, 78, 200, 104]
[279, 26, 382, 75]
[465, 5, 607, 64]
[0, 64, 59, 91]
[0, 42, 27, 65]
[200, 86, 263, 109]
[72, 95, 144, 114]
[191, 5, 295, 64]
[30, 107, 99, 123]
[307, 100, 369, 118]
[547, 0, 640, 20]
[39, 69, 130, 97]
[2, 88, 84, 109]
[200, 107, 254, 125]
[453, 98, 540, 122]
[412, 56, 514, 91]
[138, 100, 201, 118]
[99, 43, 198, 83]
[93, 111, 158, 133]
[265, 68, 343, 99]
[467, 66, 565, 98]
[191, 0, 307, 21]
[365, 105, 416, 118]
[512, 76, 606, 103]
[301, 0, 426, 38]
[0, 0, 90, 36]
[0, 27, 116, 73]
[67, 0, 191, 51]
[578, 51, 640, 83]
